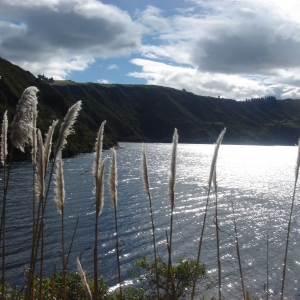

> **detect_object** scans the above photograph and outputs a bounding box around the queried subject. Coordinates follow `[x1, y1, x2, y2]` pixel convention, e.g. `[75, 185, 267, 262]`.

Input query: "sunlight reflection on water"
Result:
[2, 143, 300, 299]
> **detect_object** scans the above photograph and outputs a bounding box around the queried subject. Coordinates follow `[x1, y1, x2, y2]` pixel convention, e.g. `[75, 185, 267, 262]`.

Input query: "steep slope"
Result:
[0, 57, 113, 160]
[51, 81, 300, 145]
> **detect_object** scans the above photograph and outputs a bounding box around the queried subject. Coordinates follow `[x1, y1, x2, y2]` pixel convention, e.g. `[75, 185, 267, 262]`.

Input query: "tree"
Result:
[131, 256, 213, 299]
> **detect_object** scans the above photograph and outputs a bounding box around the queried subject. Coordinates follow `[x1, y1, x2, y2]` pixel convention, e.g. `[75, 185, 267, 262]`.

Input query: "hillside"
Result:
[1, 56, 300, 161]
[51, 81, 300, 145]
[0, 57, 114, 160]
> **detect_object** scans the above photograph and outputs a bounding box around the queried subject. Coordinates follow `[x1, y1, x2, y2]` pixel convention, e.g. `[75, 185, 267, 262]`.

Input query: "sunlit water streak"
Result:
[1, 143, 300, 299]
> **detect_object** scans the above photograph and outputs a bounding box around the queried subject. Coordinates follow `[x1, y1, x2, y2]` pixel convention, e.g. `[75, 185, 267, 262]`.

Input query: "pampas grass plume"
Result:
[95, 159, 107, 217]
[44, 120, 58, 172]
[76, 258, 93, 300]
[168, 128, 178, 208]
[54, 101, 82, 159]
[142, 146, 150, 197]
[1, 111, 8, 166]
[93, 120, 106, 178]
[35, 129, 45, 199]
[54, 151, 65, 214]
[11, 86, 38, 152]
[109, 148, 117, 209]
[208, 128, 226, 191]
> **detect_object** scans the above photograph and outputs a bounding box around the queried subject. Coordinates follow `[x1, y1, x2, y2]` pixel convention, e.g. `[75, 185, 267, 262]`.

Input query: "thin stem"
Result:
[214, 185, 221, 300]
[62, 206, 66, 300]
[231, 201, 246, 299]
[114, 207, 122, 298]
[94, 217, 98, 300]
[281, 180, 297, 300]
[65, 216, 79, 268]
[147, 192, 159, 299]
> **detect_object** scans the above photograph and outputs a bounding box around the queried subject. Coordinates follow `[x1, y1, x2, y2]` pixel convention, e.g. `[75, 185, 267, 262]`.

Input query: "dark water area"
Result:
[2, 143, 300, 299]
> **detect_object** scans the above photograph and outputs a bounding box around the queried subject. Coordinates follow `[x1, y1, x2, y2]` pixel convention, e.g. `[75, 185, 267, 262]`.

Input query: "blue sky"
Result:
[1, 0, 300, 100]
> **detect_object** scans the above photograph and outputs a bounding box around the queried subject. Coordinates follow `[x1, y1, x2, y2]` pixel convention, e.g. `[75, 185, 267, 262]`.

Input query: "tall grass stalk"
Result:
[77, 258, 93, 300]
[109, 147, 122, 298]
[231, 201, 246, 299]
[93, 121, 106, 300]
[54, 151, 66, 300]
[213, 166, 222, 300]
[191, 127, 226, 300]
[166, 128, 178, 299]
[281, 138, 300, 299]
[26, 102, 81, 299]
[0, 111, 7, 300]
[142, 146, 159, 299]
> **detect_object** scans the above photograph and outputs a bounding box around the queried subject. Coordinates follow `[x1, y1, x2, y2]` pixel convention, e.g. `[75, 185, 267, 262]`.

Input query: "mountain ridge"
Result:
[1, 56, 300, 161]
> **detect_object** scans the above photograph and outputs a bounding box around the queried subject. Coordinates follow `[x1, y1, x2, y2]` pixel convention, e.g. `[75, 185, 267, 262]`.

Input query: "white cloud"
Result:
[129, 59, 267, 100]
[132, 0, 300, 99]
[97, 79, 109, 84]
[107, 64, 118, 70]
[0, 0, 142, 78]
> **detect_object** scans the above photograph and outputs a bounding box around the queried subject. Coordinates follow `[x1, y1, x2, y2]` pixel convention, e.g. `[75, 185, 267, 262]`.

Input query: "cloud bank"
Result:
[1, 0, 300, 100]
[0, 0, 142, 79]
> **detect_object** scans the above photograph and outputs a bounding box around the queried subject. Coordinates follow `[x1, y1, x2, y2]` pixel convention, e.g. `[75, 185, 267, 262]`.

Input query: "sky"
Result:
[1, 0, 300, 100]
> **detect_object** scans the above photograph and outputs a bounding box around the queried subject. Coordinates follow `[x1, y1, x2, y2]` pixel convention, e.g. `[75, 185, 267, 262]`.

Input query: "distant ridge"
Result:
[1, 56, 300, 160]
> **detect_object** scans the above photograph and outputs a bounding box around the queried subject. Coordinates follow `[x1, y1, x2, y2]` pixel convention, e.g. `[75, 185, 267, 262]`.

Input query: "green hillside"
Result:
[0, 57, 114, 160]
[1, 56, 300, 161]
[51, 81, 300, 145]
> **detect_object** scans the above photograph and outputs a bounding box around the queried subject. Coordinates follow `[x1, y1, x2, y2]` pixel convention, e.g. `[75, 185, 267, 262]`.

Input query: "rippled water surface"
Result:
[2, 143, 300, 299]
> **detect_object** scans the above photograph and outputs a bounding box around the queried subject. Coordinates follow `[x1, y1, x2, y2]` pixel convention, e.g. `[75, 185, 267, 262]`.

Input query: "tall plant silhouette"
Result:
[109, 147, 122, 298]
[92, 121, 106, 300]
[191, 127, 226, 299]
[142, 146, 159, 298]
[166, 128, 178, 299]
[281, 139, 300, 299]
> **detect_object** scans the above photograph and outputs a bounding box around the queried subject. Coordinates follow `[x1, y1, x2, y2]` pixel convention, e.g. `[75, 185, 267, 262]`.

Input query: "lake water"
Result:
[2, 142, 300, 299]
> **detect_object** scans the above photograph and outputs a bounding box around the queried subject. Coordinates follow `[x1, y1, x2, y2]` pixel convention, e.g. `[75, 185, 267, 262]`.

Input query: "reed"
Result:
[109, 147, 122, 298]
[213, 165, 221, 300]
[1, 111, 7, 300]
[191, 127, 226, 300]
[54, 150, 66, 300]
[93, 121, 106, 300]
[281, 138, 300, 299]
[77, 258, 93, 300]
[166, 128, 178, 300]
[142, 146, 159, 299]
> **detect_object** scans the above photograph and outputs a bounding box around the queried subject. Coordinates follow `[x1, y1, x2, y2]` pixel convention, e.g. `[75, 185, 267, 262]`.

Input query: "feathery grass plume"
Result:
[35, 129, 45, 200]
[31, 101, 38, 164]
[208, 128, 226, 191]
[1, 111, 7, 166]
[167, 128, 178, 299]
[95, 159, 107, 217]
[142, 146, 150, 197]
[93, 120, 106, 178]
[281, 138, 300, 299]
[109, 148, 123, 297]
[94, 158, 107, 300]
[109, 148, 117, 208]
[54, 101, 82, 159]
[168, 128, 178, 208]
[142, 146, 160, 298]
[11, 86, 38, 152]
[44, 120, 58, 172]
[54, 150, 67, 299]
[0, 110, 8, 300]
[77, 258, 93, 300]
[54, 151, 65, 213]
[191, 127, 226, 300]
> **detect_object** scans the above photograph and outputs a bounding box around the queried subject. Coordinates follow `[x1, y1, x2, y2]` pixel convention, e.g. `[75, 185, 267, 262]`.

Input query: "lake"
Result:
[2, 142, 300, 299]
